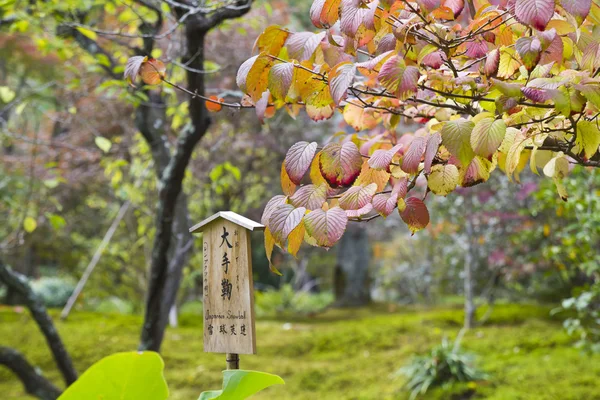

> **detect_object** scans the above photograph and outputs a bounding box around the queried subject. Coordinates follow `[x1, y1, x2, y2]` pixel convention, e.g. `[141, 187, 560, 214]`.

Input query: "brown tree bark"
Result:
[333, 224, 372, 307]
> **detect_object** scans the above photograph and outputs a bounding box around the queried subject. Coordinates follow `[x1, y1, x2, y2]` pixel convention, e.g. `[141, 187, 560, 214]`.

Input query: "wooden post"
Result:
[189, 212, 264, 369]
[226, 353, 239, 370]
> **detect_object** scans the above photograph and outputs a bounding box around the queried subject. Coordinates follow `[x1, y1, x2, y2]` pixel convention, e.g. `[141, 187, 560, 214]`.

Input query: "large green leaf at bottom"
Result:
[198, 370, 285, 400]
[58, 352, 168, 400]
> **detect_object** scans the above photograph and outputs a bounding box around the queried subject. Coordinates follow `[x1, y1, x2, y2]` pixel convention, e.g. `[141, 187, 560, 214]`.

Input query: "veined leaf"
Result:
[286, 31, 326, 61]
[441, 119, 475, 167]
[498, 47, 521, 79]
[377, 56, 420, 100]
[514, 0, 555, 31]
[304, 207, 348, 248]
[261, 195, 288, 225]
[576, 120, 600, 159]
[338, 183, 377, 210]
[368, 143, 403, 170]
[459, 156, 494, 187]
[329, 62, 356, 105]
[268, 62, 294, 100]
[401, 136, 427, 174]
[471, 117, 506, 158]
[289, 184, 328, 210]
[424, 132, 442, 174]
[285, 141, 319, 184]
[281, 163, 296, 196]
[319, 141, 363, 187]
[399, 197, 430, 235]
[254, 25, 289, 56]
[268, 204, 306, 245]
[560, 0, 591, 25]
[515, 36, 542, 70]
[428, 164, 459, 196]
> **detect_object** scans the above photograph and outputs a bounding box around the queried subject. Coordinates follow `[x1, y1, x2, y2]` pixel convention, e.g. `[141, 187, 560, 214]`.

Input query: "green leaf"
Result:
[95, 136, 112, 153]
[198, 370, 285, 400]
[0, 86, 16, 103]
[23, 217, 37, 233]
[441, 119, 475, 166]
[47, 214, 66, 230]
[76, 26, 98, 40]
[576, 120, 600, 159]
[470, 117, 506, 158]
[58, 352, 169, 400]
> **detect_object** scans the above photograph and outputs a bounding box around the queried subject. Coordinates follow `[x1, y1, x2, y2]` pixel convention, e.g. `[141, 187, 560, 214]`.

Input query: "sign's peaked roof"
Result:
[189, 211, 265, 233]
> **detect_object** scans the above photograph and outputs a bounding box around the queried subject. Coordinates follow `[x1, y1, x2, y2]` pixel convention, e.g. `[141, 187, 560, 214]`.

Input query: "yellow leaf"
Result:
[24, 217, 37, 233]
[498, 47, 521, 79]
[264, 227, 281, 275]
[281, 162, 296, 196]
[287, 220, 305, 257]
[76, 26, 97, 40]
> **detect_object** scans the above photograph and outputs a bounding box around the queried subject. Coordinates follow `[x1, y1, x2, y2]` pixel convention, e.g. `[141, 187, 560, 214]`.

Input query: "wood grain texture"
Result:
[202, 219, 256, 354]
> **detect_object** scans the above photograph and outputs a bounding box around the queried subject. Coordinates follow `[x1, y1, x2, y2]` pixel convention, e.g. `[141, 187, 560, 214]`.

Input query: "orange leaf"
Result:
[206, 95, 222, 112]
[140, 58, 165, 85]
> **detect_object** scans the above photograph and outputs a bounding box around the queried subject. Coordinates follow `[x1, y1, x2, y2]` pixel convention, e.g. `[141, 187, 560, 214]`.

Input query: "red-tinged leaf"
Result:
[422, 51, 445, 69]
[418, 0, 442, 12]
[262, 195, 288, 225]
[286, 31, 326, 61]
[289, 184, 328, 210]
[140, 58, 165, 85]
[378, 55, 420, 100]
[329, 62, 356, 105]
[285, 141, 319, 184]
[368, 144, 403, 170]
[442, 0, 465, 18]
[343, 102, 378, 131]
[521, 77, 562, 102]
[309, 151, 330, 187]
[281, 163, 297, 196]
[321, 0, 342, 26]
[237, 55, 257, 92]
[310, 0, 327, 28]
[304, 207, 348, 248]
[424, 132, 442, 174]
[514, 0, 555, 31]
[268, 204, 307, 245]
[306, 104, 335, 121]
[399, 197, 430, 235]
[485, 49, 500, 76]
[206, 95, 222, 112]
[256, 90, 270, 123]
[441, 119, 475, 167]
[254, 26, 289, 56]
[339, 183, 377, 210]
[124, 55, 147, 87]
[268, 62, 294, 100]
[460, 156, 494, 187]
[465, 39, 489, 59]
[471, 117, 507, 158]
[377, 34, 397, 55]
[401, 136, 427, 174]
[372, 180, 405, 217]
[319, 141, 363, 187]
[515, 36, 542, 70]
[560, 0, 591, 25]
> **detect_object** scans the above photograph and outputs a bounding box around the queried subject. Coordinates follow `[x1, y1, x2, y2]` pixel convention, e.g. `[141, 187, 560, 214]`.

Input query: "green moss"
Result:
[1, 304, 599, 399]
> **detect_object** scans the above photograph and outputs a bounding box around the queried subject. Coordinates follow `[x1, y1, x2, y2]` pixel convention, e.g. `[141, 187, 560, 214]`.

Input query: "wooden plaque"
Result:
[201, 219, 257, 354]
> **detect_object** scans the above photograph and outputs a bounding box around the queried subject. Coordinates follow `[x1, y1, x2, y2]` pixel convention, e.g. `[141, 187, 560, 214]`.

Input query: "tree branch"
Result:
[0, 347, 62, 400]
[0, 260, 77, 385]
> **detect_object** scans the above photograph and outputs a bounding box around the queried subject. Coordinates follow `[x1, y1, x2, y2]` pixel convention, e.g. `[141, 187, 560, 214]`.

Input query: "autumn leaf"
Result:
[514, 0, 556, 31]
[319, 141, 363, 187]
[399, 197, 430, 235]
[377, 55, 420, 100]
[401, 136, 427, 174]
[304, 207, 348, 248]
[268, 204, 306, 245]
[441, 119, 475, 167]
[470, 116, 506, 159]
[289, 184, 328, 210]
[427, 164, 459, 196]
[329, 61, 356, 105]
[139, 58, 165, 85]
[206, 95, 223, 112]
[261, 195, 288, 225]
[285, 141, 319, 184]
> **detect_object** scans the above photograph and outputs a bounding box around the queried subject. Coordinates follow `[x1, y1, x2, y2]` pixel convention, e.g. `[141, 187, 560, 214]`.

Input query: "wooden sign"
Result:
[189, 212, 264, 355]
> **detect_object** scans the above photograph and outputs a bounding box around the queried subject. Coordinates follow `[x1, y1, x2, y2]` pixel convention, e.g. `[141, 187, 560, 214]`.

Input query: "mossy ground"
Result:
[1, 303, 599, 399]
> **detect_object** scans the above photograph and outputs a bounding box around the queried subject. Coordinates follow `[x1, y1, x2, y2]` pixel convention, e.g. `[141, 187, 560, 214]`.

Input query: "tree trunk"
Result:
[0, 347, 62, 400]
[333, 224, 371, 307]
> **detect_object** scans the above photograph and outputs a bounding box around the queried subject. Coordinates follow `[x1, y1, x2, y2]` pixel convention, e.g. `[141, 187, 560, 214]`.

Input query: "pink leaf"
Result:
[236, 55, 258, 92]
[268, 204, 307, 244]
[378, 56, 420, 100]
[285, 141, 319, 185]
[339, 183, 378, 210]
[368, 143, 403, 170]
[514, 0, 555, 31]
[356, 50, 394, 72]
[400, 197, 430, 235]
[422, 51, 445, 69]
[268, 62, 294, 100]
[289, 184, 328, 210]
[329, 62, 357, 105]
[560, 0, 591, 25]
[286, 32, 326, 60]
[345, 203, 374, 218]
[424, 132, 442, 174]
[442, 0, 465, 18]
[401, 136, 427, 174]
[261, 195, 288, 225]
[310, 0, 327, 28]
[304, 207, 348, 248]
[465, 39, 489, 59]
[484, 49, 500, 76]
[255, 90, 270, 124]
[373, 180, 405, 217]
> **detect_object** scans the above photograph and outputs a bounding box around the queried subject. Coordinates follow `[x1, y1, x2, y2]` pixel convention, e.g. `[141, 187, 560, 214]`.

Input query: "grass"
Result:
[1, 303, 600, 399]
